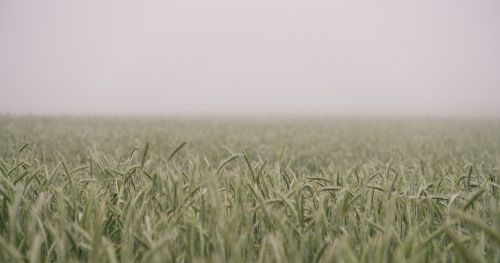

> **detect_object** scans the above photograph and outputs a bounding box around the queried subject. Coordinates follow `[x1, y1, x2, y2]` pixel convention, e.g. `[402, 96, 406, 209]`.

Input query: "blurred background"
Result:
[1, 0, 499, 117]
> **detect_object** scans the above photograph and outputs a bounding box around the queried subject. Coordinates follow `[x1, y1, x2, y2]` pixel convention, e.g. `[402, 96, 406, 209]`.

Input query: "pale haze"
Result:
[1, 0, 499, 117]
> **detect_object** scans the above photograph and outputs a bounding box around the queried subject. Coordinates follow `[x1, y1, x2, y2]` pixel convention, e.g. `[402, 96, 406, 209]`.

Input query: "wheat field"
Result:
[0, 116, 499, 262]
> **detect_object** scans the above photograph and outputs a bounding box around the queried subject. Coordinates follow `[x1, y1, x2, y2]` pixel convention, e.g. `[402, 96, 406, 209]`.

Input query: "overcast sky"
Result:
[1, 0, 499, 117]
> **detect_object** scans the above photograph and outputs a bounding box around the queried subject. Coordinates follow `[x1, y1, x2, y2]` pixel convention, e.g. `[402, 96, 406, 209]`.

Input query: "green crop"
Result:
[0, 116, 499, 262]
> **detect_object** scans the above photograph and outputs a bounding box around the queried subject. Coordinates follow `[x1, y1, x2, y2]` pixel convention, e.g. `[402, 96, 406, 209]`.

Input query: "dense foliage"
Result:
[0, 117, 499, 262]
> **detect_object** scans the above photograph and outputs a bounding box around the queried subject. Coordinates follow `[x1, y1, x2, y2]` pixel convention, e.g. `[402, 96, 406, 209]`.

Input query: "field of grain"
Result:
[0, 116, 499, 262]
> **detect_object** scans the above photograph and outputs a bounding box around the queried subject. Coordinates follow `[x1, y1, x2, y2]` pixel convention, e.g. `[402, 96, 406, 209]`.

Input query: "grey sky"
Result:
[1, 0, 499, 117]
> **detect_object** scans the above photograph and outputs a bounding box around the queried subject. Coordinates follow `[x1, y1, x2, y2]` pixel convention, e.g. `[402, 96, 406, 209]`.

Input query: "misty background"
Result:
[0, 0, 499, 117]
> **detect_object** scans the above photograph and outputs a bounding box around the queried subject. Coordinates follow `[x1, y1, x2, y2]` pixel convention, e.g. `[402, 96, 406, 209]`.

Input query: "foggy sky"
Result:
[1, 0, 499, 117]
